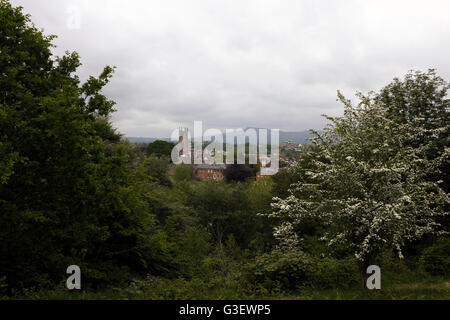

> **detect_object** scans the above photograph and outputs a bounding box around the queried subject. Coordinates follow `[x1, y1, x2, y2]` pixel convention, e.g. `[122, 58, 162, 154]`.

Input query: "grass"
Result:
[281, 282, 450, 300]
[4, 257, 449, 300]
[6, 274, 449, 300]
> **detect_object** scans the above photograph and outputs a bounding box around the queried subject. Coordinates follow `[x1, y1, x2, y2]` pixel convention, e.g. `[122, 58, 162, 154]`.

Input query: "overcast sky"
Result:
[12, 0, 450, 137]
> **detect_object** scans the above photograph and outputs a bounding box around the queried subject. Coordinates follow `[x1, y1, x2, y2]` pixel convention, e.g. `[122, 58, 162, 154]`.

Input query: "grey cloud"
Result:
[12, 0, 450, 137]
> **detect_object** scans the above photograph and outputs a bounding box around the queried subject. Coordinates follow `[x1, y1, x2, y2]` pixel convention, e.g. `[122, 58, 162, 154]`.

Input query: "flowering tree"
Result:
[267, 89, 449, 285]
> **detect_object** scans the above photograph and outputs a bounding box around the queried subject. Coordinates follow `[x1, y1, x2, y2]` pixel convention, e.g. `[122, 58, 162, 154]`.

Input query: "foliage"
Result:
[375, 70, 450, 235]
[247, 178, 273, 213]
[11, 275, 450, 300]
[246, 249, 359, 290]
[266, 74, 449, 277]
[173, 165, 192, 183]
[419, 238, 450, 276]
[375, 69, 449, 150]
[139, 156, 172, 186]
[185, 181, 254, 246]
[271, 145, 319, 198]
[0, 1, 162, 291]
[146, 140, 175, 158]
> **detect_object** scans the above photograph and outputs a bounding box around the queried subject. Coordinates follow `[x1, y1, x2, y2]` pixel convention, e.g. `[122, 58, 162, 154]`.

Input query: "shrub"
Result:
[246, 249, 359, 291]
[419, 238, 450, 276]
[173, 165, 192, 183]
[308, 256, 359, 289]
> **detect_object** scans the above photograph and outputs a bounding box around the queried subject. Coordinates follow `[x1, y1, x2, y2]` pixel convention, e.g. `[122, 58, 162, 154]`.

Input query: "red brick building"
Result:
[193, 164, 226, 181]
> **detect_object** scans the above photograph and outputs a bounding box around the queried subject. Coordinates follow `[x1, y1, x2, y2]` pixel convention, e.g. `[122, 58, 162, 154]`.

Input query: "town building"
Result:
[193, 164, 226, 181]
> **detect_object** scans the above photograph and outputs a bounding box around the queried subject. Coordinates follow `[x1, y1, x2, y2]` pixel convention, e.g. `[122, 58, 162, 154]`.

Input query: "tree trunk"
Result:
[359, 264, 368, 289]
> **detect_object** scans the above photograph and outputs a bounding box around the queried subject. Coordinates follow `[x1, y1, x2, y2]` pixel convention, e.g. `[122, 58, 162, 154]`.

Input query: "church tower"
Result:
[178, 127, 191, 163]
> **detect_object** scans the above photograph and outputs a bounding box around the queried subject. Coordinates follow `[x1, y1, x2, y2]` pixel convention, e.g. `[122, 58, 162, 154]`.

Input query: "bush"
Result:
[173, 165, 192, 183]
[419, 238, 450, 276]
[308, 256, 359, 289]
[116, 274, 250, 300]
[146, 140, 175, 158]
[246, 249, 359, 291]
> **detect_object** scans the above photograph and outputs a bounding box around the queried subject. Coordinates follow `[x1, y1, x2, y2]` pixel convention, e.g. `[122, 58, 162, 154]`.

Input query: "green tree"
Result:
[375, 70, 450, 195]
[186, 182, 254, 247]
[141, 156, 172, 187]
[375, 70, 449, 149]
[271, 145, 319, 198]
[0, 1, 158, 291]
[267, 80, 449, 287]
[146, 140, 175, 158]
[173, 165, 192, 183]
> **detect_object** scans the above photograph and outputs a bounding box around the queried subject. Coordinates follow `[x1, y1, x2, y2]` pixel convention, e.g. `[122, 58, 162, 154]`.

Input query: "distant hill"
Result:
[279, 130, 314, 145]
[242, 128, 314, 145]
[124, 137, 170, 144]
[124, 130, 315, 145]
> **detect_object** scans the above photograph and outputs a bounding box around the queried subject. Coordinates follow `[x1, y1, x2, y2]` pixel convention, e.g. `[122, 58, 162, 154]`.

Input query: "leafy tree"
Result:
[419, 238, 450, 276]
[173, 165, 192, 183]
[141, 156, 172, 187]
[146, 140, 175, 158]
[375, 70, 450, 239]
[271, 145, 319, 198]
[266, 83, 449, 287]
[186, 182, 255, 248]
[247, 178, 273, 213]
[375, 69, 449, 149]
[375, 70, 450, 195]
[0, 1, 159, 290]
[246, 178, 277, 252]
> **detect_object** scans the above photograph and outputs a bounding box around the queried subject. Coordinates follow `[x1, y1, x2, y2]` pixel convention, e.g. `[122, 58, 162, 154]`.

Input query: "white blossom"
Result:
[263, 92, 449, 264]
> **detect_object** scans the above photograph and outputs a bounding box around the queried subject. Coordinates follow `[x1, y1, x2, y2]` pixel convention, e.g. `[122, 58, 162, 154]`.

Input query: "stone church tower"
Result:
[178, 127, 191, 163]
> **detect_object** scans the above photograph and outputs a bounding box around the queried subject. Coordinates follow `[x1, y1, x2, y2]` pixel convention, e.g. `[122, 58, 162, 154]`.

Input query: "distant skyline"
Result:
[12, 0, 450, 137]
[126, 128, 313, 147]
